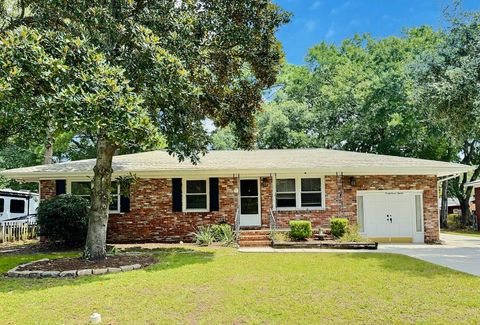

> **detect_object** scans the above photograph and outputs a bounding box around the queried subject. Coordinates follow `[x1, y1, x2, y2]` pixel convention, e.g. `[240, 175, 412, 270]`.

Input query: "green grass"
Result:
[1, 246, 480, 324]
[442, 229, 480, 237]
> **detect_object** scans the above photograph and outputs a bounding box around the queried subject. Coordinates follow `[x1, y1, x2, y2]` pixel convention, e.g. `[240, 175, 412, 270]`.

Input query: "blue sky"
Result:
[275, 0, 480, 65]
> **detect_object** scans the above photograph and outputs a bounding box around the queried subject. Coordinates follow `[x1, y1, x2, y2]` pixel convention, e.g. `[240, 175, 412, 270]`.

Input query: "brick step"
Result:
[239, 230, 271, 236]
[239, 235, 271, 241]
[238, 240, 272, 247]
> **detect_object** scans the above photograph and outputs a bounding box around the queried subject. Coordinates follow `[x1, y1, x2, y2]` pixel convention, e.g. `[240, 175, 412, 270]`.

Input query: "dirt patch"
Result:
[0, 240, 81, 255]
[17, 254, 157, 272]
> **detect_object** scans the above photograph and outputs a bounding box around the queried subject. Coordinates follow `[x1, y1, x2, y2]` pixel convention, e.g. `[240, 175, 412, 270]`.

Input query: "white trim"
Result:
[273, 174, 326, 211]
[239, 178, 261, 227]
[67, 179, 121, 214]
[182, 178, 209, 212]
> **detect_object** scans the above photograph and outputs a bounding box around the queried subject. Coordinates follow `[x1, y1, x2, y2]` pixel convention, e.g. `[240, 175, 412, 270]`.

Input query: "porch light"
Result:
[349, 177, 356, 187]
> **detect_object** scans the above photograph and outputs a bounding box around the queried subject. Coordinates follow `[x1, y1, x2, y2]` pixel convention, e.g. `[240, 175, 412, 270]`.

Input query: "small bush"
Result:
[289, 220, 313, 240]
[447, 213, 463, 229]
[340, 225, 368, 242]
[194, 227, 215, 246]
[37, 194, 89, 247]
[330, 217, 349, 238]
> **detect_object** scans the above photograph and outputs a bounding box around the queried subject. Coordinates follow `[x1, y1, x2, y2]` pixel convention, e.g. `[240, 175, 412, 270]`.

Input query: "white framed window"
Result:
[276, 179, 296, 208]
[274, 176, 324, 210]
[183, 179, 209, 212]
[68, 180, 120, 213]
[0, 198, 4, 213]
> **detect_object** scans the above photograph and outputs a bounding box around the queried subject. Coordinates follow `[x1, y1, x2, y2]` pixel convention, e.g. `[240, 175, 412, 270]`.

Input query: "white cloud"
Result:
[311, 1, 322, 10]
[325, 23, 335, 39]
[305, 20, 317, 32]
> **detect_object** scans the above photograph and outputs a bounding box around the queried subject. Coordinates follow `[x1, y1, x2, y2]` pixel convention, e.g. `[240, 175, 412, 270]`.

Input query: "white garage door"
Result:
[358, 191, 424, 243]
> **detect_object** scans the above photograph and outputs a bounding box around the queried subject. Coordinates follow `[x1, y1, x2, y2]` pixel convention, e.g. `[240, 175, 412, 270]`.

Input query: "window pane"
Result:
[276, 179, 295, 192]
[111, 181, 119, 194]
[0, 198, 3, 213]
[71, 182, 91, 196]
[357, 196, 364, 232]
[109, 196, 119, 211]
[301, 178, 321, 192]
[277, 193, 296, 208]
[301, 193, 322, 207]
[241, 180, 258, 197]
[241, 197, 258, 214]
[10, 199, 25, 214]
[415, 195, 423, 232]
[186, 194, 207, 209]
[186, 180, 206, 194]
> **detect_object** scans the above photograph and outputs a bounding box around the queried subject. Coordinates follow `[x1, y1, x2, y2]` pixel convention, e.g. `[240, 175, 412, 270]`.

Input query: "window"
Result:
[357, 196, 364, 232]
[0, 198, 3, 213]
[415, 195, 423, 232]
[301, 178, 322, 207]
[70, 181, 120, 212]
[185, 180, 208, 210]
[10, 199, 25, 214]
[276, 179, 296, 208]
[275, 177, 324, 210]
[71, 181, 91, 203]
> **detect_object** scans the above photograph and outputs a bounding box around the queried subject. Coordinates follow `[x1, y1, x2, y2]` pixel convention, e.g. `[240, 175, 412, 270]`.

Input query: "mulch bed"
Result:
[17, 254, 157, 272]
[272, 240, 378, 250]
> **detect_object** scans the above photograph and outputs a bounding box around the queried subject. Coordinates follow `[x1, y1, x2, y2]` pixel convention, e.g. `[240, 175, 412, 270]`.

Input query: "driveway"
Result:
[377, 233, 480, 276]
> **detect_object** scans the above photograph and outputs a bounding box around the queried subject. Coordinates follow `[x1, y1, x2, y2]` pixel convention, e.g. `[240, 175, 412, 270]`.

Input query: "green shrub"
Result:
[289, 220, 313, 240]
[37, 194, 89, 247]
[330, 217, 349, 238]
[215, 224, 236, 246]
[339, 225, 368, 242]
[447, 214, 463, 229]
[194, 227, 215, 246]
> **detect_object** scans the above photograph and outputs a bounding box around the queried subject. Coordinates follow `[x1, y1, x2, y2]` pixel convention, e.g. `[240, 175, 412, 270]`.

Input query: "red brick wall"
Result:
[475, 188, 480, 229]
[38, 174, 439, 243]
[107, 177, 238, 243]
[39, 180, 56, 200]
[271, 175, 439, 243]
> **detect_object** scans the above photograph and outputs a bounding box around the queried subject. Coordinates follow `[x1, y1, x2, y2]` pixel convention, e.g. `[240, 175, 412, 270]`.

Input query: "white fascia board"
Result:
[2, 165, 473, 181]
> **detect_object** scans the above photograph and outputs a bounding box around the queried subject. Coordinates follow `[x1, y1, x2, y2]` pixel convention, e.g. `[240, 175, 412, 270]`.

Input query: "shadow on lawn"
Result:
[124, 247, 215, 272]
[346, 252, 471, 278]
[0, 247, 215, 293]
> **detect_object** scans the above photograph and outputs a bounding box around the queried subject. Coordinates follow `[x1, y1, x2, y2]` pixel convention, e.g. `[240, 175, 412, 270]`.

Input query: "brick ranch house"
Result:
[1, 149, 472, 244]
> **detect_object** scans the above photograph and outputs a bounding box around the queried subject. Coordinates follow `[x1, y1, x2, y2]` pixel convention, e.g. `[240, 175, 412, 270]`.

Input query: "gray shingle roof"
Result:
[0, 148, 473, 180]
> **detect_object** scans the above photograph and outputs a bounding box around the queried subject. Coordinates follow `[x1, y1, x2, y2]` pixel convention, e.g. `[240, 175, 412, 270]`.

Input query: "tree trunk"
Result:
[43, 132, 53, 165]
[84, 137, 117, 260]
[460, 197, 472, 227]
[440, 180, 448, 229]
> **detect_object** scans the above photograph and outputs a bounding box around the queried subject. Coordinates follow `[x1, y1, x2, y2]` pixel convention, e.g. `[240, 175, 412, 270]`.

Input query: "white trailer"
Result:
[0, 189, 39, 223]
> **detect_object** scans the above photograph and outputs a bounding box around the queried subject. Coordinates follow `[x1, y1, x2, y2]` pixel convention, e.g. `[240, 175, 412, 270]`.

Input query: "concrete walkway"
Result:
[239, 233, 480, 276]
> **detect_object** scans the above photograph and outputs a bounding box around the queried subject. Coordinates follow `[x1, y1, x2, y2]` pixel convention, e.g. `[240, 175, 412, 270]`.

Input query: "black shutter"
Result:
[55, 180, 66, 195]
[172, 178, 182, 212]
[120, 192, 130, 213]
[209, 178, 219, 211]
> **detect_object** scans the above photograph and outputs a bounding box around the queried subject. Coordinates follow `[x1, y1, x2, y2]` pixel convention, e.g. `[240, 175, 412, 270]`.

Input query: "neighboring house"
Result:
[0, 149, 472, 244]
[0, 189, 39, 223]
[465, 180, 480, 228]
[438, 197, 476, 215]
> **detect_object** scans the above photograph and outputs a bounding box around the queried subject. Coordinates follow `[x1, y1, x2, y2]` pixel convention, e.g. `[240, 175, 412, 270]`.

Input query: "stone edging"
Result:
[6, 259, 143, 278]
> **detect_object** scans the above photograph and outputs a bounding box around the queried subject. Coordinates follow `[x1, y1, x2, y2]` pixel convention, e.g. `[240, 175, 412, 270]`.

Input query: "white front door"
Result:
[240, 179, 261, 227]
[361, 191, 422, 243]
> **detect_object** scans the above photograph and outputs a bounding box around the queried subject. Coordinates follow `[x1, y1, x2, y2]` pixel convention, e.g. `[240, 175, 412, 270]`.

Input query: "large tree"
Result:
[0, 1, 289, 259]
[411, 9, 480, 226]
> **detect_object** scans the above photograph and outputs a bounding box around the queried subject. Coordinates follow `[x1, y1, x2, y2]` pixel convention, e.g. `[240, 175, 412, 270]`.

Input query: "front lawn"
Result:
[442, 229, 480, 237]
[1, 246, 479, 324]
